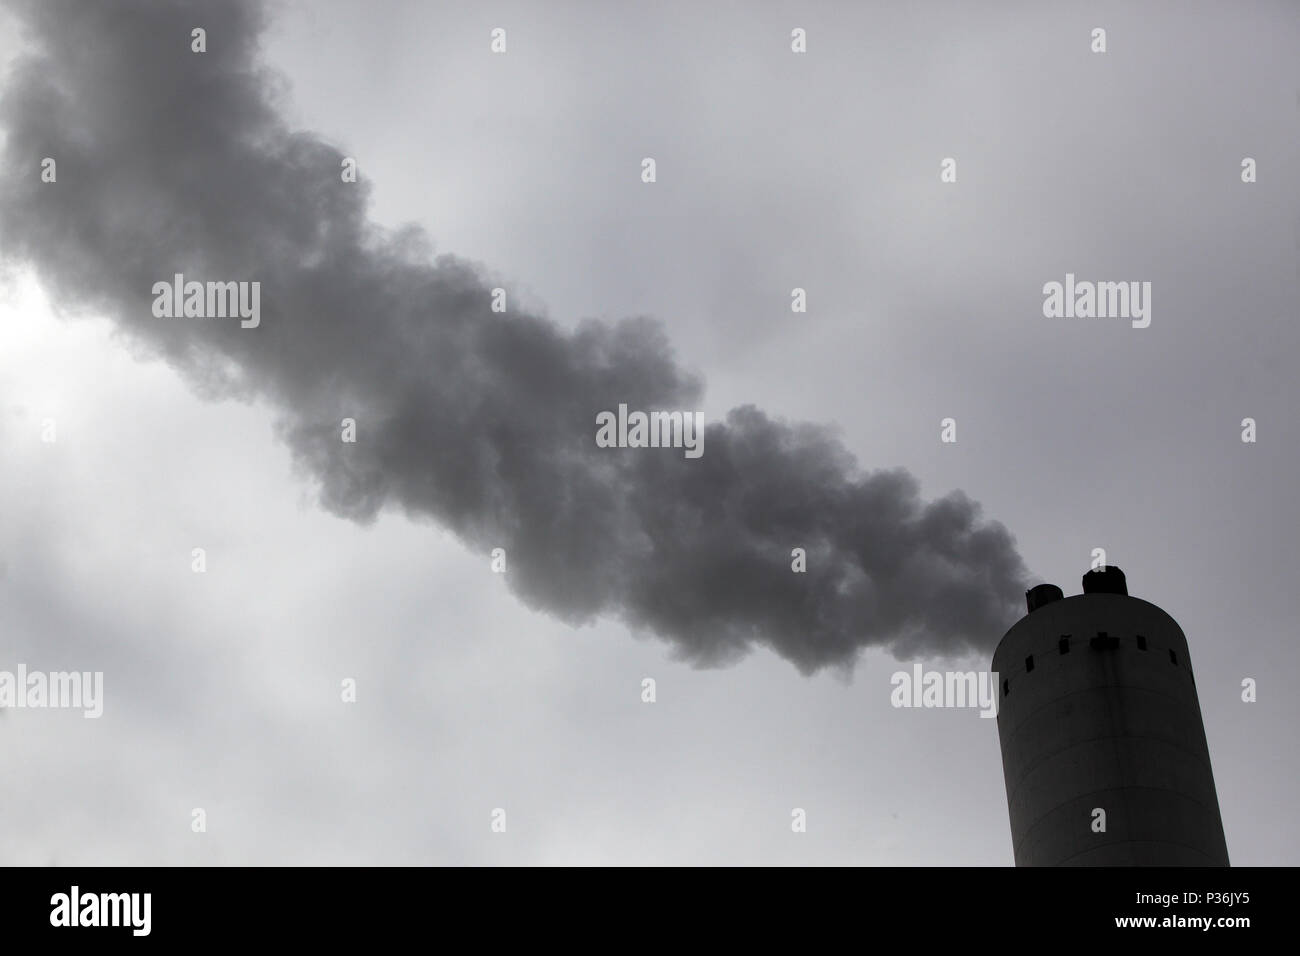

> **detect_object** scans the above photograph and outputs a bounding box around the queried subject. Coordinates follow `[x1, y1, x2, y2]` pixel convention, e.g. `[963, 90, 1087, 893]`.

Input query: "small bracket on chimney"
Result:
[1090, 631, 1120, 650]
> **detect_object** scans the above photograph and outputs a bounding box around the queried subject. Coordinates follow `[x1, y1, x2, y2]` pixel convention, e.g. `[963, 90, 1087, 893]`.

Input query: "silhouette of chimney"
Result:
[993, 566, 1229, 865]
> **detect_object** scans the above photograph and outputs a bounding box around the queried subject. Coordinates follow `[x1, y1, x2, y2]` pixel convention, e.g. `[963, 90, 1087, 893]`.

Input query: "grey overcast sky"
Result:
[0, 0, 1297, 865]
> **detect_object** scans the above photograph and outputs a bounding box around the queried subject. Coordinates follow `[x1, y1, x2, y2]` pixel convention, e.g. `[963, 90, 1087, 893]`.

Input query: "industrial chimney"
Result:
[992, 567, 1230, 866]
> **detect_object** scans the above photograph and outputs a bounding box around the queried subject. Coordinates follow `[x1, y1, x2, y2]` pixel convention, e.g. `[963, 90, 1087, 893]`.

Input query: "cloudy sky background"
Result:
[0, 0, 1297, 864]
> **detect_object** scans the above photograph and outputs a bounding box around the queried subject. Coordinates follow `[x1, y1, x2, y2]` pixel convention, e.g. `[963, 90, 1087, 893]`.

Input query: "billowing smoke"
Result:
[0, 0, 1031, 672]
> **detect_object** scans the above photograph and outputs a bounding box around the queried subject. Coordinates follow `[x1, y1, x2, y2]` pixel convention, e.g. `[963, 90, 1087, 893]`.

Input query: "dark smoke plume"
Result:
[0, 0, 1031, 671]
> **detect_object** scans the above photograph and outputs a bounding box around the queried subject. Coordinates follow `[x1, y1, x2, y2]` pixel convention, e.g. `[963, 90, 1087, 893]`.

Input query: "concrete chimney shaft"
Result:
[993, 567, 1229, 866]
